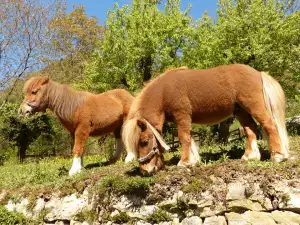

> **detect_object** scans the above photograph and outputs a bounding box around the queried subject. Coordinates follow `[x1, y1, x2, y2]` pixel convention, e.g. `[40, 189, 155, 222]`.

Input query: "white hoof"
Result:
[272, 153, 289, 163]
[178, 139, 201, 167]
[241, 152, 261, 161]
[177, 159, 198, 167]
[125, 152, 136, 163]
[69, 157, 83, 176]
[69, 167, 82, 176]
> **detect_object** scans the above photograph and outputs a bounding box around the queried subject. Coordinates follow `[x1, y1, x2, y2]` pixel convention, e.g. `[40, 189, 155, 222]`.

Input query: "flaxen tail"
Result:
[261, 72, 289, 160]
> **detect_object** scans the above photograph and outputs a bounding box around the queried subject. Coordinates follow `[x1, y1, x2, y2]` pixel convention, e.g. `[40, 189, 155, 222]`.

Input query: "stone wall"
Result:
[4, 175, 300, 225]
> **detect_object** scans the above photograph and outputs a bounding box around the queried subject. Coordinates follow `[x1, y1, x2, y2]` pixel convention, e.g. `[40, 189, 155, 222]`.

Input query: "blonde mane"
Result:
[122, 66, 188, 155]
[24, 76, 91, 123]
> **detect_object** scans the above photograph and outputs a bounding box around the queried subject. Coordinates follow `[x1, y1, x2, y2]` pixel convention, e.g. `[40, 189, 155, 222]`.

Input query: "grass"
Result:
[146, 209, 172, 224]
[0, 135, 299, 205]
[0, 205, 36, 225]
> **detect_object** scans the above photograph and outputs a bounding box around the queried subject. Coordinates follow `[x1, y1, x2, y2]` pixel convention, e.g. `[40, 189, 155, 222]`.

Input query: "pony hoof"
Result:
[177, 160, 196, 167]
[272, 154, 289, 163]
[241, 153, 261, 161]
[68, 168, 82, 176]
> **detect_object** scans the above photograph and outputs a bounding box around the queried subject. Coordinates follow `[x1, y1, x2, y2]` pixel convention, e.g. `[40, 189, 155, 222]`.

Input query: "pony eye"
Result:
[141, 139, 149, 146]
[31, 90, 38, 94]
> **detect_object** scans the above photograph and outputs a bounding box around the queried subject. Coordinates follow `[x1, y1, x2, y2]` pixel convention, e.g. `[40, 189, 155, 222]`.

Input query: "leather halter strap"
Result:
[137, 136, 160, 163]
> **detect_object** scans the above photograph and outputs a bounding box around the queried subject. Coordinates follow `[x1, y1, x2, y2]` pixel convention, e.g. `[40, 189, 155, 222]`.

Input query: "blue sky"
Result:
[67, 0, 219, 24]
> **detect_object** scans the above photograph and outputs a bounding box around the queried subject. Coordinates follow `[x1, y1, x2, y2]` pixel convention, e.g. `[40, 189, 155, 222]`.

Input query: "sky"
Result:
[67, 0, 219, 24]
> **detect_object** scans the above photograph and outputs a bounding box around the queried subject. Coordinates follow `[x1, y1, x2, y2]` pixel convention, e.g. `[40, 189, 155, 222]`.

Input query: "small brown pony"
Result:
[122, 64, 289, 174]
[19, 76, 134, 175]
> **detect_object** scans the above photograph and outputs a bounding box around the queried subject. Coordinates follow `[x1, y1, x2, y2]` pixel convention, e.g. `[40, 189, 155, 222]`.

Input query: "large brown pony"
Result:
[19, 76, 134, 175]
[122, 64, 289, 174]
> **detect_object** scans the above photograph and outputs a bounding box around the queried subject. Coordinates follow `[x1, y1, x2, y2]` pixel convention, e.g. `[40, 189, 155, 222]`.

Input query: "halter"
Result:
[137, 120, 170, 164]
[137, 136, 161, 163]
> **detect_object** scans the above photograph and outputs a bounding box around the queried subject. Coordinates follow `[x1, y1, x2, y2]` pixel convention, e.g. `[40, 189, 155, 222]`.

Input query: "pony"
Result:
[18, 76, 134, 176]
[122, 64, 289, 174]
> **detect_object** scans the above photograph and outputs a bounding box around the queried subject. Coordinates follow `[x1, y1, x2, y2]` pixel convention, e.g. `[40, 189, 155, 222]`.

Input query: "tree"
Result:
[0, 0, 65, 105]
[186, 0, 299, 75]
[0, 103, 55, 162]
[43, 5, 104, 83]
[78, 0, 192, 92]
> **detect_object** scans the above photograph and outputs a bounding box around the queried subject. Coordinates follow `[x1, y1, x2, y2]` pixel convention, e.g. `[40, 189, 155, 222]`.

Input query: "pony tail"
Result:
[261, 72, 289, 158]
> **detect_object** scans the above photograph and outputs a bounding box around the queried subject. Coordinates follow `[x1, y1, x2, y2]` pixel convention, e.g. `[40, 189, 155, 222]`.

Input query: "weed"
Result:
[111, 212, 131, 224]
[75, 209, 98, 223]
[97, 175, 154, 196]
[0, 205, 36, 225]
[146, 209, 172, 224]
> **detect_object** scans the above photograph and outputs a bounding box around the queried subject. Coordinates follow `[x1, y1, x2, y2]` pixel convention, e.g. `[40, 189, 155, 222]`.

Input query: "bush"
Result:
[0, 205, 34, 225]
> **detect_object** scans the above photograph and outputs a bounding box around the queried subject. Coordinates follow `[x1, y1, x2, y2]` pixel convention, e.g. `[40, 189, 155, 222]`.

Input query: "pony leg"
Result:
[240, 104, 287, 162]
[125, 152, 136, 163]
[255, 114, 287, 162]
[110, 138, 124, 163]
[175, 115, 201, 167]
[69, 126, 90, 176]
[235, 109, 261, 161]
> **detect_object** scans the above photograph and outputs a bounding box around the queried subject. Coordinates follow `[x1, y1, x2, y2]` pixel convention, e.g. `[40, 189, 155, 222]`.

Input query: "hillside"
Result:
[0, 136, 300, 224]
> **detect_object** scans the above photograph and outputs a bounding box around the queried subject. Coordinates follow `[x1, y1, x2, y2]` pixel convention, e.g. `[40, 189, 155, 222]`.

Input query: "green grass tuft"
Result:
[0, 205, 36, 225]
[96, 175, 154, 195]
[146, 209, 172, 224]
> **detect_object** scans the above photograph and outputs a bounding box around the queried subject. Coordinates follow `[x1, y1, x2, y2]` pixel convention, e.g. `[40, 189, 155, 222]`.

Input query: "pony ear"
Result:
[41, 77, 49, 85]
[137, 119, 147, 132]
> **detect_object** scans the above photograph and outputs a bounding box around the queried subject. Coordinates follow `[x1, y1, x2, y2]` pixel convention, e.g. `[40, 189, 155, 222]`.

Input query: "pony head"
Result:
[123, 118, 170, 175]
[19, 76, 49, 116]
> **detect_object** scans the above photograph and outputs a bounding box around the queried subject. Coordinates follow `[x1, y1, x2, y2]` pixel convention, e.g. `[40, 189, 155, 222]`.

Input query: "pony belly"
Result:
[192, 110, 233, 125]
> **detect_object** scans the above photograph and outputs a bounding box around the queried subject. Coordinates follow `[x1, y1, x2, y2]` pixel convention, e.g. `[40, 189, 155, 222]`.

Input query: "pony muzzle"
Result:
[19, 101, 36, 116]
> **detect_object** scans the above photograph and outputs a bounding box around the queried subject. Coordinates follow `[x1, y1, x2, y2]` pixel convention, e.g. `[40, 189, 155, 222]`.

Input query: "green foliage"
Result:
[146, 209, 172, 223]
[0, 103, 55, 162]
[0, 205, 35, 225]
[181, 178, 202, 193]
[96, 175, 154, 195]
[111, 212, 131, 224]
[77, 0, 192, 92]
[75, 209, 98, 223]
[80, 0, 299, 101]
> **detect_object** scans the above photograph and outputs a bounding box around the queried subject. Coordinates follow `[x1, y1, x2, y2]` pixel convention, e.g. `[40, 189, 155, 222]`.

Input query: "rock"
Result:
[44, 192, 89, 222]
[228, 199, 264, 212]
[159, 200, 177, 210]
[271, 210, 300, 225]
[5, 200, 16, 212]
[195, 200, 214, 209]
[249, 196, 273, 211]
[181, 216, 202, 225]
[203, 216, 226, 225]
[135, 221, 152, 225]
[198, 204, 226, 218]
[113, 195, 144, 211]
[15, 198, 32, 217]
[226, 182, 246, 200]
[55, 221, 68, 225]
[70, 220, 82, 225]
[172, 218, 180, 225]
[110, 209, 119, 217]
[139, 205, 158, 217]
[226, 211, 276, 225]
[279, 191, 300, 213]
[158, 222, 172, 225]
